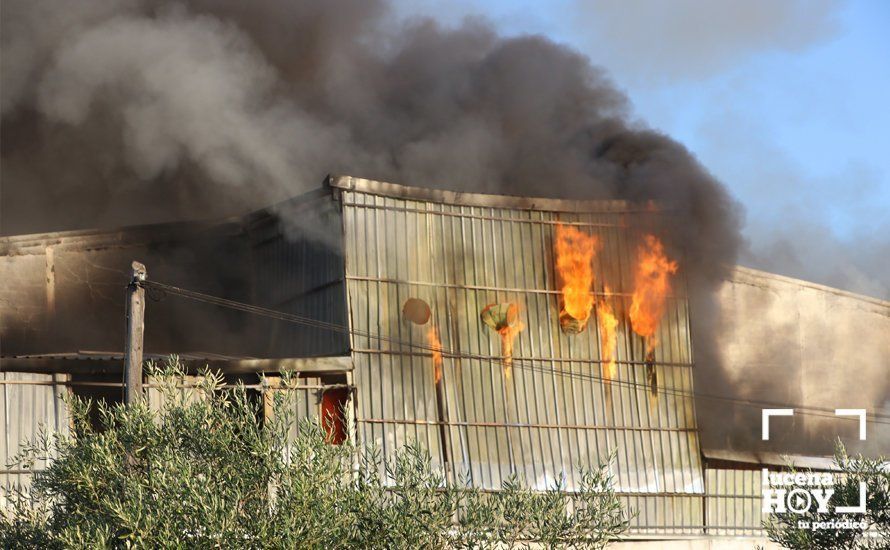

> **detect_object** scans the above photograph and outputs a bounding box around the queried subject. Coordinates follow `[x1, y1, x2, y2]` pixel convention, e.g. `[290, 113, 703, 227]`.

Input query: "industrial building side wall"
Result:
[0, 371, 346, 501]
[715, 266, 890, 455]
[243, 188, 350, 358]
[0, 187, 352, 500]
[703, 466, 764, 536]
[335, 177, 704, 534]
[0, 221, 261, 358]
[0, 187, 350, 362]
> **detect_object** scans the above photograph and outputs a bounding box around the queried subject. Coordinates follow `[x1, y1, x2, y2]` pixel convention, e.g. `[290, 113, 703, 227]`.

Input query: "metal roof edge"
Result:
[729, 265, 890, 308]
[1, 353, 353, 374]
[327, 174, 635, 213]
[0, 186, 335, 254]
[0, 218, 245, 255]
[702, 448, 840, 471]
[241, 185, 335, 228]
[0, 173, 645, 252]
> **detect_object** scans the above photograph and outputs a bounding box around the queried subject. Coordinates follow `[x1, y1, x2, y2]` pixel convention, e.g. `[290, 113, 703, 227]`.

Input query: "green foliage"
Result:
[1, 358, 628, 549]
[764, 441, 890, 549]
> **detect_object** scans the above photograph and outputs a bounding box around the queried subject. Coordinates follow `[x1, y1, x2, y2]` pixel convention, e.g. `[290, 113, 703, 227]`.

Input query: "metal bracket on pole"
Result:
[124, 261, 147, 405]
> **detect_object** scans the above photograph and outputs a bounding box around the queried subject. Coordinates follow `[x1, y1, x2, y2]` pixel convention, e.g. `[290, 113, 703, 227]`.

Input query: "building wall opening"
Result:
[320, 374, 349, 445]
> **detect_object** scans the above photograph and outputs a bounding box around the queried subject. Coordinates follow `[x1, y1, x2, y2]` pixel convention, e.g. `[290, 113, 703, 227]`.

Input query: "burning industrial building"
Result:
[3, 174, 888, 547]
[2, 0, 889, 546]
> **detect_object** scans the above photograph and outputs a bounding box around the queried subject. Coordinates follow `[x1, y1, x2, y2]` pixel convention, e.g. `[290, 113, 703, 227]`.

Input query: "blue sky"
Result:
[395, 0, 890, 298]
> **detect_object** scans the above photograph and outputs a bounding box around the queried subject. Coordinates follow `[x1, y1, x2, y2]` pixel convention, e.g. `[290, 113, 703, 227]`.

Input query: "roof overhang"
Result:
[1, 353, 353, 375]
[702, 448, 840, 472]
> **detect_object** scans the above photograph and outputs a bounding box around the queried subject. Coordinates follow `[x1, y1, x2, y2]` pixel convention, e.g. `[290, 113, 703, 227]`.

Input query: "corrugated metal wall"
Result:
[704, 467, 765, 536]
[261, 376, 344, 440]
[340, 186, 704, 533]
[246, 189, 350, 358]
[0, 373, 348, 505]
[0, 372, 69, 499]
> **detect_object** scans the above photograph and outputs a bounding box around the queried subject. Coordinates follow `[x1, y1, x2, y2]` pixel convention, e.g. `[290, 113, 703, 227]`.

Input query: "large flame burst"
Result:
[427, 326, 443, 384]
[629, 234, 678, 353]
[555, 224, 600, 329]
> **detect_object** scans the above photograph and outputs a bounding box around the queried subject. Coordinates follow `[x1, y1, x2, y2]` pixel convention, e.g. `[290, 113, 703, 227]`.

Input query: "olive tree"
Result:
[1, 359, 628, 548]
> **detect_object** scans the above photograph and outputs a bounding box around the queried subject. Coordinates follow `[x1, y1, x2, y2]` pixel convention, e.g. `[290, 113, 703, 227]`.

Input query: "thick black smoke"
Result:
[1, 0, 745, 448]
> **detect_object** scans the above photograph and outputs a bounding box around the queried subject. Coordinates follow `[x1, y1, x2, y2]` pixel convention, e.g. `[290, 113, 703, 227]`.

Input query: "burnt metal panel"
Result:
[0, 221, 259, 358]
[243, 188, 350, 358]
[338, 179, 703, 533]
[1, 187, 351, 364]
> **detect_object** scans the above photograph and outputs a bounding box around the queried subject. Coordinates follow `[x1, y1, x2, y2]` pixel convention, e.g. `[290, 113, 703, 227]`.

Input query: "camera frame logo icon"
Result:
[760, 408, 868, 516]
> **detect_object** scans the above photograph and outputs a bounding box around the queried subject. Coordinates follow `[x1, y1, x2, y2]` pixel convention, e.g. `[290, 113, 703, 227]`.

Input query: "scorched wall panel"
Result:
[337, 177, 703, 532]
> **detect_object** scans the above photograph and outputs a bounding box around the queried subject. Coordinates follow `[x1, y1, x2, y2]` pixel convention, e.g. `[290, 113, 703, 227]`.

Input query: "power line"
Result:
[141, 279, 890, 426]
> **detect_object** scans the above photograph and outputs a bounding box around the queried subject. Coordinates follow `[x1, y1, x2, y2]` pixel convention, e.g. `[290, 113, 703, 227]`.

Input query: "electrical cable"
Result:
[140, 279, 890, 426]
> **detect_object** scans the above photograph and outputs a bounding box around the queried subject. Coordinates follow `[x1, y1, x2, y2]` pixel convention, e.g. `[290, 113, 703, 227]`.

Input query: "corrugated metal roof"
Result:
[328, 174, 639, 214]
[0, 219, 244, 256]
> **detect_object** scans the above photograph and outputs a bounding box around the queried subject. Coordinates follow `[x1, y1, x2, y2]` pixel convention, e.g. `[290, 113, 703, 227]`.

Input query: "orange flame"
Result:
[480, 303, 524, 379]
[498, 321, 524, 379]
[427, 326, 443, 384]
[555, 224, 600, 327]
[597, 289, 619, 383]
[629, 234, 678, 353]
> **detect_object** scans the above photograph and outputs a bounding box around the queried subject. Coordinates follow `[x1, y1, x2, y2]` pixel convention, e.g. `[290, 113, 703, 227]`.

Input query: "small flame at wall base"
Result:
[427, 326, 443, 384]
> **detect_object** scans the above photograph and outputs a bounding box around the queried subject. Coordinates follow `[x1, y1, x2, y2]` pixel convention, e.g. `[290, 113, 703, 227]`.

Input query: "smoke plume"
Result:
[3, 1, 748, 448]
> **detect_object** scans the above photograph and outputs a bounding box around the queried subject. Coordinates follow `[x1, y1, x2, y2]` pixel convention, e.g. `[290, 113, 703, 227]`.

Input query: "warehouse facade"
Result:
[336, 176, 702, 534]
[4, 175, 887, 544]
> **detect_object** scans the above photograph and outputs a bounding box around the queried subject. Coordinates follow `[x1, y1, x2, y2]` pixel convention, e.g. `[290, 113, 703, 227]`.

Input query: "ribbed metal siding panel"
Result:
[341, 189, 703, 532]
[146, 376, 205, 410]
[621, 494, 704, 535]
[272, 377, 341, 441]
[344, 191, 444, 468]
[705, 467, 765, 536]
[247, 191, 350, 358]
[0, 373, 69, 499]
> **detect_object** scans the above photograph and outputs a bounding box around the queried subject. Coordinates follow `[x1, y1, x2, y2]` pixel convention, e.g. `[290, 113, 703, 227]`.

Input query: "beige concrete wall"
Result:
[714, 266, 890, 455]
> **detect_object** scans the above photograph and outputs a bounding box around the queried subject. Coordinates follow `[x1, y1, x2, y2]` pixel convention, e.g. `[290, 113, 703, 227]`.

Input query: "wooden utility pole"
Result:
[124, 261, 147, 405]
